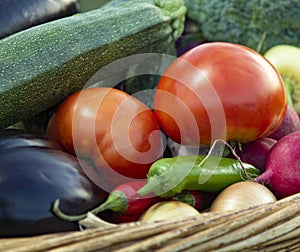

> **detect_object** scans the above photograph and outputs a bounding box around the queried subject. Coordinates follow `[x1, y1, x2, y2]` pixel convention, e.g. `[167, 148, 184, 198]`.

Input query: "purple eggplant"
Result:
[0, 146, 107, 237]
[0, 130, 61, 151]
[0, 0, 80, 39]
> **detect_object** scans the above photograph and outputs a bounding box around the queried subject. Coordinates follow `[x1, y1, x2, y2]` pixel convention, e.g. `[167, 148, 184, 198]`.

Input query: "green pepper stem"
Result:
[172, 191, 195, 207]
[99, 191, 128, 214]
[138, 178, 162, 196]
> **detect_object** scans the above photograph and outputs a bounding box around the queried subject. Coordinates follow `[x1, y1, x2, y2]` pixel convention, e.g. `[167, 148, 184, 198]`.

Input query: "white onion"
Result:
[210, 181, 277, 212]
[139, 201, 200, 222]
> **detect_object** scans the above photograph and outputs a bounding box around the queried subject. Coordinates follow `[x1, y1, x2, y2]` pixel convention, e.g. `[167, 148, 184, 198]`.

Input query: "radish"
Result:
[255, 131, 300, 198]
[237, 137, 277, 172]
[267, 105, 300, 140]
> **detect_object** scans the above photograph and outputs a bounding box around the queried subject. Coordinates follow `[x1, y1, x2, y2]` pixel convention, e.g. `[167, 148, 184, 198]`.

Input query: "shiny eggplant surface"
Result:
[0, 131, 61, 151]
[0, 0, 80, 38]
[0, 147, 107, 237]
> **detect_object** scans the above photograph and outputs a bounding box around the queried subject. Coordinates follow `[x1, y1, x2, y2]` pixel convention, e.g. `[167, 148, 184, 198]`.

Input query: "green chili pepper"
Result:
[138, 155, 261, 197]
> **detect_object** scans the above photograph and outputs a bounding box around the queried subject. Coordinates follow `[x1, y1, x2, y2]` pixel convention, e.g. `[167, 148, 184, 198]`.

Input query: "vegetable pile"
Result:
[0, 0, 300, 240]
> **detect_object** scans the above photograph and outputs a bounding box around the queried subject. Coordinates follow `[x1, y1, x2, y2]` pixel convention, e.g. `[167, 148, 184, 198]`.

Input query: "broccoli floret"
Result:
[184, 0, 300, 53]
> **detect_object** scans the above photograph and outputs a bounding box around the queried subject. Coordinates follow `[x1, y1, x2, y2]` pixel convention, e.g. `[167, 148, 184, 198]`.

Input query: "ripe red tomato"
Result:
[46, 87, 164, 185]
[154, 42, 287, 146]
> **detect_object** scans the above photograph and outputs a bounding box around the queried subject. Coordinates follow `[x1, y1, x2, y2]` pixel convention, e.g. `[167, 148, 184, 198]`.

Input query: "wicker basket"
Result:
[1, 192, 300, 252]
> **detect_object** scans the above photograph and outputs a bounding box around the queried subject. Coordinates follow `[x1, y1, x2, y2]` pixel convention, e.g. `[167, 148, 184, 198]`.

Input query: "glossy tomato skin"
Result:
[47, 87, 164, 185]
[0, 146, 107, 237]
[154, 42, 287, 145]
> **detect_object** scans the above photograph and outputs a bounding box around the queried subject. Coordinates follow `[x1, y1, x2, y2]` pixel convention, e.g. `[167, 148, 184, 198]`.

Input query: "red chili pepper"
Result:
[106, 211, 141, 224]
[52, 180, 164, 222]
[171, 190, 217, 211]
[97, 180, 164, 216]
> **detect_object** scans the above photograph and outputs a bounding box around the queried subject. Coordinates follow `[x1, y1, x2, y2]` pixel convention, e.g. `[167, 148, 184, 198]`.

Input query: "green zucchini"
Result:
[0, 0, 186, 129]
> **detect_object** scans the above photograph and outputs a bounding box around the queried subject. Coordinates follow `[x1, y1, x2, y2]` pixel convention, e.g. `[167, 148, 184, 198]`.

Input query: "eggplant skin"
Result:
[0, 130, 62, 151]
[0, 0, 80, 38]
[0, 147, 107, 237]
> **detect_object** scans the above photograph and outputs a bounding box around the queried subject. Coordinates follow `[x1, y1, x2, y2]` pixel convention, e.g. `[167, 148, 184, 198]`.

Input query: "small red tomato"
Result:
[47, 87, 164, 187]
[154, 42, 287, 145]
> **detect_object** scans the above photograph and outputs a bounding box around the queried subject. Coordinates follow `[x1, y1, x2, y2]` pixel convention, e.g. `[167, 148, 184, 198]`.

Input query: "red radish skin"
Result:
[268, 105, 300, 140]
[237, 138, 277, 172]
[255, 131, 300, 198]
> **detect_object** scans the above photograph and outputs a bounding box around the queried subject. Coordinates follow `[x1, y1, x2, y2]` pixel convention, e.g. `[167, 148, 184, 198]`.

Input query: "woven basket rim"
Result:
[1, 192, 300, 251]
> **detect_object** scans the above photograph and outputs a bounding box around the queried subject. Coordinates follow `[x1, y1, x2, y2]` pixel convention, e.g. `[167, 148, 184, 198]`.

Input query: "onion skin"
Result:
[139, 201, 200, 222]
[210, 181, 277, 212]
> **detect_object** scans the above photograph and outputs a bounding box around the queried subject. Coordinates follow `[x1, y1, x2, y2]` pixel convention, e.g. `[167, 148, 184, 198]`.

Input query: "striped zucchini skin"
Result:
[0, 0, 186, 129]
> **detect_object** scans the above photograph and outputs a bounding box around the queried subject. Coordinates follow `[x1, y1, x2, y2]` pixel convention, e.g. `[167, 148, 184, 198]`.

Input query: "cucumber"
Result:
[0, 0, 186, 129]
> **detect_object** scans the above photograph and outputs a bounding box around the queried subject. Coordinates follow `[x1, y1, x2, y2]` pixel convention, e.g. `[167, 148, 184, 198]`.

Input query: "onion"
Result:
[210, 181, 277, 212]
[139, 201, 200, 222]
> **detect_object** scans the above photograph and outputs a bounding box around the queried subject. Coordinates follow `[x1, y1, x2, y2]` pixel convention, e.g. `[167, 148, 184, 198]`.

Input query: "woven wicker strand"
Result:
[0, 217, 197, 252]
[168, 199, 300, 251]
[115, 193, 300, 252]
[1, 192, 300, 252]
